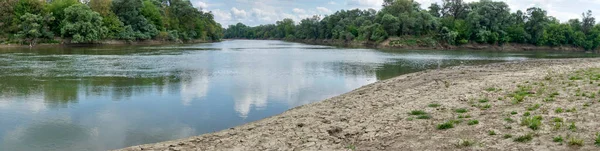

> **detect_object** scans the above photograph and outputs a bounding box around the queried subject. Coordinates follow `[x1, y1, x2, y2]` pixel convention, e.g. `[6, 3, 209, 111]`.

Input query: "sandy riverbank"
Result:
[117, 58, 600, 151]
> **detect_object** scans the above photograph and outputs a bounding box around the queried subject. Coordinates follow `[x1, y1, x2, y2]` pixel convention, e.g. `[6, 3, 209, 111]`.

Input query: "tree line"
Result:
[0, 0, 223, 46]
[224, 0, 600, 51]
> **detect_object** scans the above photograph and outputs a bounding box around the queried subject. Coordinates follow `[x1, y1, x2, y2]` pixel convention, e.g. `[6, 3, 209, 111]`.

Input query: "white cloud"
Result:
[196, 1, 208, 9]
[347, 0, 384, 8]
[231, 7, 248, 19]
[292, 8, 306, 14]
[316, 7, 332, 14]
[328, 1, 337, 5]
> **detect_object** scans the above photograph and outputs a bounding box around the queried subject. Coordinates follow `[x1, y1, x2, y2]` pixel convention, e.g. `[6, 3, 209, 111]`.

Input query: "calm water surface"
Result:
[0, 40, 597, 150]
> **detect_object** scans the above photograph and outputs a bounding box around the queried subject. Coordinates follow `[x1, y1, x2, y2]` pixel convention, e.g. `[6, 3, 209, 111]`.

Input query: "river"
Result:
[0, 40, 597, 151]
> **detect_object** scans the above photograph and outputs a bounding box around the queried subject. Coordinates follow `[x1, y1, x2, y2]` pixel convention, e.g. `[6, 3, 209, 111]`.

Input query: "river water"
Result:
[0, 40, 596, 150]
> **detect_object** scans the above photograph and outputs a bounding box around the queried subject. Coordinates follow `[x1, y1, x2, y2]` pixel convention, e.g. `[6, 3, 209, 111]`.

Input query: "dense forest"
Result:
[224, 0, 600, 51]
[0, 0, 223, 45]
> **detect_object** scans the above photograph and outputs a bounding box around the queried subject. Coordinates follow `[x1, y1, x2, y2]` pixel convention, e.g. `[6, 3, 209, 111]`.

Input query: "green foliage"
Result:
[60, 4, 107, 43]
[15, 13, 54, 46]
[521, 115, 542, 130]
[568, 137, 584, 146]
[514, 133, 533, 142]
[553, 136, 563, 142]
[140, 0, 163, 30]
[428, 103, 441, 108]
[409, 110, 427, 115]
[1, 0, 221, 42]
[467, 120, 479, 125]
[45, 0, 79, 33]
[437, 121, 455, 130]
[455, 108, 468, 113]
[111, 0, 158, 40]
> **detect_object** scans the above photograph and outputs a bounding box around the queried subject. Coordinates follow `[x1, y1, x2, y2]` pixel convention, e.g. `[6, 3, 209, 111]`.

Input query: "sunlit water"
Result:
[0, 40, 597, 151]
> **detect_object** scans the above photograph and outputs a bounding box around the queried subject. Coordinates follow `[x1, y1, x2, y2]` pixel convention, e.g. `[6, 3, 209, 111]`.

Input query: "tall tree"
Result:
[45, 0, 80, 34]
[61, 4, 107, 43]
[525, 7, 549, 45]
[442, 0, 469, 20]
[111, 0, 158, 40]
[15, 13, 54, 46]
[581, 10, 595, 34]
[428, 3, 442, 18]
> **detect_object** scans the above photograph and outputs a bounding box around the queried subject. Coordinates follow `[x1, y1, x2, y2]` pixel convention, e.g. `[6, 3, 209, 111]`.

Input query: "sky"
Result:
[190, 0, 600, 27]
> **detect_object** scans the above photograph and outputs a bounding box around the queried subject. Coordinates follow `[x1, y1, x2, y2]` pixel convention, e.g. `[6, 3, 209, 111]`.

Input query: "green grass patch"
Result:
[523, 112, 531, 116]
[555, 108, 564, 113]
[569, 122, 577, 131]
[482, 104, 491, 110]
[568, 137, 584, 146]
[488, 130, 496, 135]
[410, 110, 427, 115]
[479, 98, 490, 103]
[527, 104, 542, 111]
[514, 133, 533, 142]
[510, 85, 533, 104]
[553, 117, 564, 123]
[428, 103, 441, 108]
[416, 115, 432, 119]
[511, 111, 518, 115]
[553, 136, 563, 142]
[503, 134, 513, 139]
[521, 115, 543, 130]
[467, 120, 479, 125]
[437, 121, 455, 130]
[455, 108, 469, 113]
[595, 133, 600, 146]
[504, 117, 514, 123]
[569, 75, 583, 81]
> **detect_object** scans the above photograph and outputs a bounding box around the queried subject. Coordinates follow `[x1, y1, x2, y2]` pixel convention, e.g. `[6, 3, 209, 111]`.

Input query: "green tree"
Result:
[61, 4, 107, 43]
[45, 0, 79, 34]
[0, 0, 18, 36]
[140, 0, 163, 30]
[428, 3, 442, 17]
[112, 0, 158, 40]
[525, 7, 549, 45]
[15, 13, 53, 46]
[581, 10, 595, 34]
[442, 0, 470, 20]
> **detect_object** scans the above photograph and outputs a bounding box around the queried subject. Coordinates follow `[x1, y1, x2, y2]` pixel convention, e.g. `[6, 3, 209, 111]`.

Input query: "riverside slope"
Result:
[118, 58, 600, 151]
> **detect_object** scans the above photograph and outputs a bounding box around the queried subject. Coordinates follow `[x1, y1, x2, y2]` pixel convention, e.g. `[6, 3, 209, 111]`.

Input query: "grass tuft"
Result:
[428, 103, 441, 108]
[521, 115, 543, 130]
[488, 130, 496, 135]
[467, 120, 479, 125]
[553, 136, 563, 142]
[527, 104, 542, 111]
[455, 108, 469, 113]
[437, 121, 455, 130]
[568, 137, 584, 146]
[416, 115, 431, 119]
[409, 110, 427, 115]
[514, 133, 533, 142]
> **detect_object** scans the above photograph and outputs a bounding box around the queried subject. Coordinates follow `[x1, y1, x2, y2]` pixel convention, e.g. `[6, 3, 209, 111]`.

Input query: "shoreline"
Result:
[0, 39, 217, 49]
[291, 38, 593, 52]
[117, 58, 600, 150]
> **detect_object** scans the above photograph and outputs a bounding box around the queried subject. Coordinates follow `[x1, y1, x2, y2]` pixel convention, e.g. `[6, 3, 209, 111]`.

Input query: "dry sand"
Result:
[117, 58, 600, 151]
